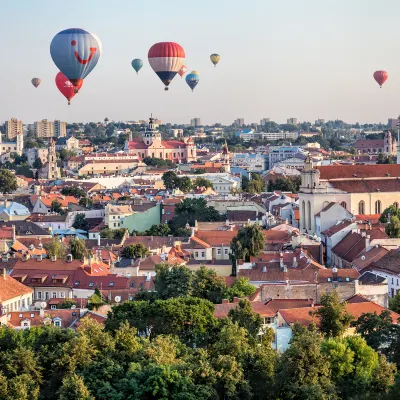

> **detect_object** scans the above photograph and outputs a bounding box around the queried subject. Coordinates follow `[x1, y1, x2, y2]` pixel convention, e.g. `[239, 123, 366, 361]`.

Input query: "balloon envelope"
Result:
[50, 28, 101, 90]
[148, 42, 185, 90]
[186, 71, 199, 91]
[373, 70, 388, 88]
[31, 78, 41, 88]
[55, 72, 83, 104]
[210, 54, 220, 66]
[131, 59, 143, 74]
[178, 65, 187, 78]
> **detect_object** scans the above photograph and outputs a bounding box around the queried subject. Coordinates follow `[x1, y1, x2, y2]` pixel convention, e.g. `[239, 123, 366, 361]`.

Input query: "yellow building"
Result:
[6, 118, 23, 140]
[78, 159, 140, 176]
[35, 119, 54, 138]
[105, 204, 133, 229]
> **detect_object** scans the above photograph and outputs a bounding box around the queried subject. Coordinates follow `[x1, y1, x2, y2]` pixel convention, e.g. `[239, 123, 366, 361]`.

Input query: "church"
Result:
[38, 138, 61, 180]
[124, 117, 197, 163]
[298, 156, 400, 235]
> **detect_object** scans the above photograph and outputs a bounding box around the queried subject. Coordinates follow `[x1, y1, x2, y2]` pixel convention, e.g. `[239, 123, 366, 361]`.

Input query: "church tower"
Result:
[142, 116, 162, 146]
[16, 131, 23, 156]
[222, 141, 230, 173]
[47, 138, 60, 180]
[384, 131, 393, 155]
[300, 154, 320, 192]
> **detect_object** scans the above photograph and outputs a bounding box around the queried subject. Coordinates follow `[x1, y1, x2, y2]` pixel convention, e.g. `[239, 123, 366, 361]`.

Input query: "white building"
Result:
[237, 130, 299, 142]
[269, 146, 307, 168]
[232, 153, 269, 172]
[0, 131, 23, 156]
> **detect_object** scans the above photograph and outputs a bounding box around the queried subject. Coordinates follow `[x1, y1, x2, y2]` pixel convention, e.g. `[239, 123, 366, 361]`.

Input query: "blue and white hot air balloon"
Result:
[186, 70, 200, 92]
[50, 28, 101, 93]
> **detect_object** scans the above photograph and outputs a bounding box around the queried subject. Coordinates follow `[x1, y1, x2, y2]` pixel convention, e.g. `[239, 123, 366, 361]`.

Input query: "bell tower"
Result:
[16, 131, 23, 156]
[300, 154, 320, 193]
[222, 141, 230, 173]
[142, 115, 162, 146]
[47, 138, 60, 180]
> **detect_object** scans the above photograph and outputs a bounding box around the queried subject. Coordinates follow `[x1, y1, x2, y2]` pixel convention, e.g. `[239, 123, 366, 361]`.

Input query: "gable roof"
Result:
[317, 164, 400, 180]
[331, 232, 366, 262]
[0, 272, 33, 302]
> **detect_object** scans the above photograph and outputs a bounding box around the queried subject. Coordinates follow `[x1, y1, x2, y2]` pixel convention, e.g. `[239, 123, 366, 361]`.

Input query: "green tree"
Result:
[61, 186, 86, 198]
[88, 288, 105, 311]
[121, 243, 149, 259]
[193, 177, 213, 188]
[33, 157, 43, 170]
[230, 223, 265, 262]
[192, 266, 228, 303]
[100, 228, 126, 239]
[144, 223, 171, 236]
[72, 214, 89, 231]
[0, 169, 18, 194]
[162, 171, 178, 190]
[51, 199, 62, 213]
[78, 198, 93, 208]
[58, 373, 94, 400]
[45, 238, 66, 259]
[227, 277, 256, 299]
[379, 204, 399, 223]
[176, 176, 193, 193]
[58, 299, 77, 309]
[154, 263, 193, 299]
[228, 299, 264, 339]
[311, 291, 353, 338]
[246, 173, 264, 194]
[386, 215, 400, 238]
[70, 238, 88, 259]
[389, 291, 400, 314]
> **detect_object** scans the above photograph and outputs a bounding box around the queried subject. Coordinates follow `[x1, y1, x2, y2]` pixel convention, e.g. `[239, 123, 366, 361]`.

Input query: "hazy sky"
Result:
[2, 0, 400, 125]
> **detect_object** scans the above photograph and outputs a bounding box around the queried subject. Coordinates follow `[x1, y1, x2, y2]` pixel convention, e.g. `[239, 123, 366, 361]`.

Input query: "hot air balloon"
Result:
[131, 59, 143, 75]
[31, 78, 41, 88]
[50, 28, 101, 93]
[186, 70, 199, 92]
[373, 70, 388, 88]
[178, 65, 187, 78]
[55, 72, 83, 105]
[210, 54, 220, 67]
[148, 42, 185, 90]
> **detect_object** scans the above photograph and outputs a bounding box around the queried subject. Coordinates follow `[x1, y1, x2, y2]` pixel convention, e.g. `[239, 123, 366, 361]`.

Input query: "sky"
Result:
[2, 0, 400, 125]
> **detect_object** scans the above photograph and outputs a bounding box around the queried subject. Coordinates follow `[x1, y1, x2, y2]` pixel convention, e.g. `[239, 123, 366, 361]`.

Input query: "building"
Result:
[0, 131, 24, 156]
[38, 139, 61, 180]
[221, 141, 230, 173]
[34, 119, 54, 138]
[54, 120, 67, 137]
[0, 200, 30, 222]
[354, 131, 396, 155]
[169, 129, 184, 138]
[5, 118, 23, 140]
[315, 118, 325, 125]
[0, 270, 33, 318]
[388, 118, 399, 129]
[237, 130, 299, 142]
[259, 118, 270, 126]
[104, 204, 133, 229]
[234, 118, 244, 127]
[287, 117, 298, 125]
[298, 158, 400, 235]
[125, 116, 197, 163]
[190, 118, 201, 127]
[269, 146, 307, 168]
[25, 148, 48, 167]
[232, 153, 269, 172]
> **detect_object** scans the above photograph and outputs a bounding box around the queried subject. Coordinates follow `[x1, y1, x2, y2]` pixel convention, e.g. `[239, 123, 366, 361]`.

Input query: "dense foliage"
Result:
[230, 224, 265, 262]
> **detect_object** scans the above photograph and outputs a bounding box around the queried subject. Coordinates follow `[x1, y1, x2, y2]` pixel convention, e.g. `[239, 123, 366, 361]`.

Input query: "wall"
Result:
[186, 263, 232, 277]
[357, 282, 388, 307]
[65, 209, 105, 228]
[1, 292, 33, 313]
[120, 204, 161, 233]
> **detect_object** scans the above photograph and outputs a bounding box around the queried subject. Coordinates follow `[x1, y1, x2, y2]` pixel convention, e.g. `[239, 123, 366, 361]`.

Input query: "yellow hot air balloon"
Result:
[210, 54, 220, 67]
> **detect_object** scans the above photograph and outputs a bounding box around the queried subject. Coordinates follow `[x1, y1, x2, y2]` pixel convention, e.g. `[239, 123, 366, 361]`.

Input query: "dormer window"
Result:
[89, 282, 94, 287]
[109, 282, 114, 287]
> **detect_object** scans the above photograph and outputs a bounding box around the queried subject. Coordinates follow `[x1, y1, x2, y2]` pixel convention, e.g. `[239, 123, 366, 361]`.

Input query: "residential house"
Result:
[120, 203, 161, 233]
[0, 200, 31, 222]
[30, 194, 79, 214]
[104, 204, 133, 229]
[314, 202, 353, 237]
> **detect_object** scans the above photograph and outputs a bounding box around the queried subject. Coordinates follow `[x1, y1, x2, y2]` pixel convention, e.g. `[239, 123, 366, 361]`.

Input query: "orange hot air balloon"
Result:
[373, 70, 388, 88]
[178, 65, 187, 78]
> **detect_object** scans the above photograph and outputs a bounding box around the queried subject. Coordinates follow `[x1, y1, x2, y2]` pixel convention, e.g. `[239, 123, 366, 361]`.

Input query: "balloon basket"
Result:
[165, 87, 169, 91]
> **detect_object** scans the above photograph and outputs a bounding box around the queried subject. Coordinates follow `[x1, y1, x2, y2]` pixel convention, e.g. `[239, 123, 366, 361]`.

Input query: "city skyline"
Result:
[2, 0, 400, 124]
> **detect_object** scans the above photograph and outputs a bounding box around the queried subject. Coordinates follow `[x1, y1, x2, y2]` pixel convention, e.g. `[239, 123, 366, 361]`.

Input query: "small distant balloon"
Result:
[131, 58, 143, 75]
[186, 70, 200, 92]
[178, 65, 187, 78]
[373, 70, 388, 88]
[31, 78, 41, 88]
[210, 54, 220, 67]
[148, 42, 185, 90]
[50, 28, 102, 93]
[55, 72, 83, 105]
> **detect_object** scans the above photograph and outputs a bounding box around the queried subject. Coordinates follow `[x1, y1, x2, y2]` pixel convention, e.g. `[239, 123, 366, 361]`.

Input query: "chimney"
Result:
[190, 227, 195, 238]
[222, 299, 229, 304]
[51, 255, 57, 262]
[66, 254, 73, 263]
[280, 257, 284, 268]
[12, 225, 16, 242]
[2, 268, 6, 279]
[262, 266, 267, 272]
[37, 254, 43, 262]
[97, 235, 101, 246]
[293, 257, 298, 267]
[39, 307, 44, 318]
[233, 297, 240, 303]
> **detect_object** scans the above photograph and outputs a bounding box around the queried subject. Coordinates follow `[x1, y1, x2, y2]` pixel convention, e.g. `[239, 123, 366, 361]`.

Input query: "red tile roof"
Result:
[7, 309, 80, 328]
[0, 273, 33, 302]
[317, 164, 400, 180]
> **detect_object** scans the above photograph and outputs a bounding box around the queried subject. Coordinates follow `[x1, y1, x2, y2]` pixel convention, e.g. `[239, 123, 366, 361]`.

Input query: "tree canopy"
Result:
[121, 244, 149, 259]
[0, 169, 17, 194]
[230, 224, 265, 262]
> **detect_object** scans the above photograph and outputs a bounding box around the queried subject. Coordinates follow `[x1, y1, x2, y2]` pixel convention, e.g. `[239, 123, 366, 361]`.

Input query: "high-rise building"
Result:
[234, 118, 244, 127]
[34, 119, 54, 138]
[54, 120, 66, 137]
[315, 118, 325, 125]
[5, 118, 23, 140]
[389, 118, 399, 129]
[190, 118, 201, 127]
[260, 118, 270, 126]
[287, 118, 298, 125]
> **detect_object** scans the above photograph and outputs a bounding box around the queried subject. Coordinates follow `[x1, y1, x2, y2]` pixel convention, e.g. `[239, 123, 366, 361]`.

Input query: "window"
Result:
[22, 299, 25, 308]
[23, 322, 29, 328]
[51, 305, 56, 310]
[358, 200, 365, 215]
[89, 282, 94, 287]
[30, 313, 34, 318]
[340, 201, 347, 210]
[375, 200, 381, 214]
[217, 249, 221, 255]
[109, 282, 115, 287]
[392, 278, 394, 284]
[52, 292, 57, 299]
[345, 277, 350, 282]
[307, 200, 312, 231]
[45, 292, 49, 300]
[301, 201, 306, 230]
[264, 317, 274, 324]
[74, 281, 80, 286]
[201, 252, 205, 257]
[54, 321, 61, 327]
[224, 249, 229, 255]
[60, 292, 65, 298]
[37, 291, 42, 300]
[130, 282, 135, 288]
[195, 252, 199, 257]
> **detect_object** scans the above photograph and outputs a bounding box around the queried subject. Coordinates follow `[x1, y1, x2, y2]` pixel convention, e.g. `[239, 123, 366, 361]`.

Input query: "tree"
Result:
[0, 169, 17, 194]
[194, 177, 213, 188]
[61, 186, 86, 198]
[72, 214, 89, 232]
[70, 238, 88, 259]
[311, 291, 353, 338]
[246, 173, 264, 194]
[78, 198, 93, 208]
[51, 199, 62, 213]
[386, 215, 400, 238]
[192, 266, 228, 303]
[58, 373, 94, 400]
[144, 224, 171, 236]
[177, 176, 193, 193]
[162, 171, 178, 190]
[33, 157, 43, 170]
[121, 244, 149, 259]
[16, 164, 34, 178]
[389, 291, 400, 314]
[58, 299, 77, 309]
[88, 288, 105, 311]
[227, 277, 256, 299]
[268, 176, 302, 193]
[230, 223, 265, 262]
[379, 204, 399, 223]
[100, 228, 126, 239]
[45, 238, 66, 259]
[228, 299, 264, 339]
[154, 264, 193, 299]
